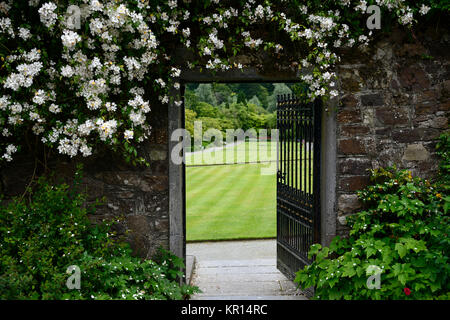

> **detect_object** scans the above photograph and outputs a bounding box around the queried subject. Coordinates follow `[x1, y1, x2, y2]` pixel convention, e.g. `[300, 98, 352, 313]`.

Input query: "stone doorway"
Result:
[167, 69, 338, 289]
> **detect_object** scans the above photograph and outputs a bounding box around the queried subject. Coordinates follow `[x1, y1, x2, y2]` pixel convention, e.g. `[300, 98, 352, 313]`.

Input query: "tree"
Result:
[237, 92, 247, 104]
[185, 109, 197, 137]
[212, 83, 234, 105]
[194, 84, 218, 106]
[192, 102, 219, 118]
[267, 83, 293, 112]
[248, 95, 262, 107]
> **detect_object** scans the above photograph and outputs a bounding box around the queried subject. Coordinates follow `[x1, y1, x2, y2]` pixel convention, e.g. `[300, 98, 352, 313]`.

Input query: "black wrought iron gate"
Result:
[276, 94, 321, 281]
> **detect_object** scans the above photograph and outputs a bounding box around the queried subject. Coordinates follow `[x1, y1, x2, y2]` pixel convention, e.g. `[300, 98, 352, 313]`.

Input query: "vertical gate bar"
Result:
[280, 95, 286, 193]
[295, 97, 298, 196]
[278, 95, 281, 188]
[313, 99, 322, 244]
[303, 103, 307, 201]
[310, 102, 314, 202]
[293, 98, 296, 193]
[299, 101, 303, 198]
[285, 96, 288, 192]
[286, 95, 290, 191]
[288, 94, 293, 191]
[288, 94, 294, 191]
[290, 97, 294, 192]
[308, 102, 312, 203]
[282, 96, 284, 186]
[309, 102, 313, 202]
[280, 96, 286, 193]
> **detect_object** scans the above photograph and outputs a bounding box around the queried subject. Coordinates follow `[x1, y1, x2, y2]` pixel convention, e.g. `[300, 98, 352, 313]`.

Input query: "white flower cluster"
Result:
[0, 0, 434, 163]
[2, 144, 17, 161]
[38, 2, 58, 28]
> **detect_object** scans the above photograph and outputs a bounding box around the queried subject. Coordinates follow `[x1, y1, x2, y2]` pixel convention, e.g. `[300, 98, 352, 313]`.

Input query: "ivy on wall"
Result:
[0, 0, 445, 164]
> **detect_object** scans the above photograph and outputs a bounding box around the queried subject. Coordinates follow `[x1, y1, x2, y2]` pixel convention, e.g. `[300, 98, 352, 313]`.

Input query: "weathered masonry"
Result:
[1, 26, 449, 269]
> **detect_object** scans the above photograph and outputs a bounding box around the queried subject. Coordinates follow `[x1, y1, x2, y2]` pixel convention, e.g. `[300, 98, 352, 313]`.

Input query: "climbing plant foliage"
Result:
[0, 0, 444, 163]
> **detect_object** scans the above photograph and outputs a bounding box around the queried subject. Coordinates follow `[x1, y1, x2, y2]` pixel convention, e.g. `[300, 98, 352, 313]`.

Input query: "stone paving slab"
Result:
[195, 265, 280, 275]
[199, 259, 275, 268]
[197, 273, 287, 282]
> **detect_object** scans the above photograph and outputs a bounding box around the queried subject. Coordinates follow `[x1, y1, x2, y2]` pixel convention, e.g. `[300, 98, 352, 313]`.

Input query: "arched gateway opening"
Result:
[168, 68, 338, 298]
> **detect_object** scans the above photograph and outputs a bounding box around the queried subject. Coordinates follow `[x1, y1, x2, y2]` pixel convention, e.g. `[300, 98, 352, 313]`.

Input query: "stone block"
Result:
[432, 117, 448, 129]
[338, 139, 366, 155]
[438, 101, 450, 111]
[360, 93, 384, 106]
[375, 107, 409, 126]
[392, 128, 421, 143]
[337, 109, 362, 123]
[339, 158, 372, 175]
[339, 176, 370, 192]
[338, 194, 362, 213]
[341, 95, 358, 108]
[341, 125, 371, 137]
[415, 103, 436, 116]
[402, 144, 430, 161]
[399, 66, 430, 90]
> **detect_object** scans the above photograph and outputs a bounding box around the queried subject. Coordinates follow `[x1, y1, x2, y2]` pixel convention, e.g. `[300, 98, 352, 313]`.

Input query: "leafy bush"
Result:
[0, 168, 198, 300]
[295, 167, 450, 300]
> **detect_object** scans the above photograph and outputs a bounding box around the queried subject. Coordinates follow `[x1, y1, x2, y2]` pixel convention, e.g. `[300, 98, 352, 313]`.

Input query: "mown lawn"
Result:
[185, 140, 277, 166]
[185, 140, 313, 242]
[186, 163, 276, 241]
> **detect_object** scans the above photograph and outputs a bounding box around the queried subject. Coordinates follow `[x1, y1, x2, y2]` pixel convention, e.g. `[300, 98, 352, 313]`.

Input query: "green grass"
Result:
[186, 140, 310, 166]
[186, 163, 276, 242]
[185, 140, 276, 166]
[186, 141, 313, 242]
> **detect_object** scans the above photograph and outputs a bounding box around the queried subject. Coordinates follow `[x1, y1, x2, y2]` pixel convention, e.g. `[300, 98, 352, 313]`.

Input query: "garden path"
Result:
[186, 239, 308, 300]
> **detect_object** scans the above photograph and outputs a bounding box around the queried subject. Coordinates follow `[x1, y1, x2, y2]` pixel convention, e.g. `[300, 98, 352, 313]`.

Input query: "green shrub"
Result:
[295, 167, 450, 300]
[0, 168, 199, 300]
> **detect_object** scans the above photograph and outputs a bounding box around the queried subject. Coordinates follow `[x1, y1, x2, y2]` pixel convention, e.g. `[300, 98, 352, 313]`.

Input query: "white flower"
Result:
[38, 2, 58, 28]
[6, 144, 17, 154]
[203, 47, 211, 56]
[18, 27, 31, 40]
[129, 111, 145, 126]
[2, 128, 11, 137]
[96, 119, 117, 141]
[61, 65, 74, 77]
[399, 8, 414, 25]
[90, 0, 103, 12]
[155, 78, 166, 87]
[124, 130, 134, 140]
[78, 120, 95, 136]
[419, 5, 430, 15]
[61, 30, 81, 49]
[32, 90, 47, 105]
[80, 144, 92, 157]
[168, 0, 177, 9]
[104, 102, 117, 112]
[182, 28, 190, 37]
[49, 103, 61, 113]
[170, 67, 181, 78]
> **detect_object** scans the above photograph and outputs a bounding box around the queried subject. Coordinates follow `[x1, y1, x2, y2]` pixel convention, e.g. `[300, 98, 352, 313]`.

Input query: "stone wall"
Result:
[0, 25, 448, 258]
[335, 26, 450, 234]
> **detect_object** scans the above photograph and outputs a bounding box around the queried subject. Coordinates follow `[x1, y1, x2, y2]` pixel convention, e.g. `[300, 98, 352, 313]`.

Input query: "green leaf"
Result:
[395, 243, 407, 258]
